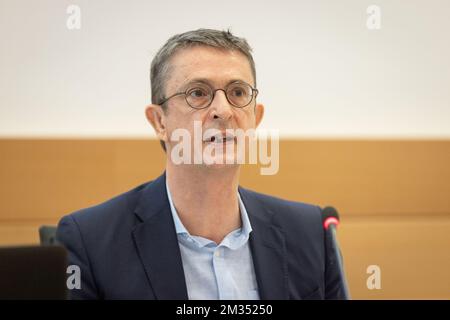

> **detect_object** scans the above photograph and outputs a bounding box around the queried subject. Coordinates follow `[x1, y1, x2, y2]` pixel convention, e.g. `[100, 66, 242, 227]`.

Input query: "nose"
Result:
[209, 89, 233, 121]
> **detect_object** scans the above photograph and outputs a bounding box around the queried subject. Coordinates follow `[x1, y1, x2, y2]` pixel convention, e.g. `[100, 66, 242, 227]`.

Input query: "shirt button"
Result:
[214, 250, 220, 257]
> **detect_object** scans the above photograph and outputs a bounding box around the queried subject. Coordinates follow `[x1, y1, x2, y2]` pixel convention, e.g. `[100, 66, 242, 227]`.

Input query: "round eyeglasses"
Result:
[158, 81, 259, 109]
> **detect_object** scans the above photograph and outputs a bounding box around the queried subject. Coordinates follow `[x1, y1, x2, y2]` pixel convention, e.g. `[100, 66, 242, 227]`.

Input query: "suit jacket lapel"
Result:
[239, 188, 289, 300]
[132, 173, 188, 300]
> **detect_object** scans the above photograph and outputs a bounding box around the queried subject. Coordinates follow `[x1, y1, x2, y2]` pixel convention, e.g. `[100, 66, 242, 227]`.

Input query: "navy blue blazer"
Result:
[56, 172, 345, 300]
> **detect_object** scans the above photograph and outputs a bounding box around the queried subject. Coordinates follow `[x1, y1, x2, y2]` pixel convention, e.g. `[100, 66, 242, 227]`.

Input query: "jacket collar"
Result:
[238, 187, 289, 300]
[132, 172, 189, 299]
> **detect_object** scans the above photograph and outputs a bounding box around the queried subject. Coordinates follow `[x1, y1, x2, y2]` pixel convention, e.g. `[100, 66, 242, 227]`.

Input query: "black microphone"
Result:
[322, 206, 351, 300]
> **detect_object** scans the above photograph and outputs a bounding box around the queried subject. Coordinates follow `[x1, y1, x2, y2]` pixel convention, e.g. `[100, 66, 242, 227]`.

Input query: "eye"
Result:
[229, 85, 249, 98]
[188, 87, 209, 98]
[232, 88, 244, 97]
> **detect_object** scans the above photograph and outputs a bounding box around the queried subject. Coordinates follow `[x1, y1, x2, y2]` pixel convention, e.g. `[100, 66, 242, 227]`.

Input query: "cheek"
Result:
[235, 109, 256, 128]
[166, 109, 203, 134]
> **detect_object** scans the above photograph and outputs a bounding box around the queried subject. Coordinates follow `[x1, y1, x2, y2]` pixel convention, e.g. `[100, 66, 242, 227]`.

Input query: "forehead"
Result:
[167, 46, 254, 90]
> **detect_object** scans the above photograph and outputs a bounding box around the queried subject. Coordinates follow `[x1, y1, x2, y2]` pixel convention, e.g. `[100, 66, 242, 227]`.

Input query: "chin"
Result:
[201, 153, 240, 169]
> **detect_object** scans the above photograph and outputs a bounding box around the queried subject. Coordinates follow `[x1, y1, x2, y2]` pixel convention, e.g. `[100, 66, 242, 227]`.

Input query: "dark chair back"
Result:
[39, 225, 58, 245]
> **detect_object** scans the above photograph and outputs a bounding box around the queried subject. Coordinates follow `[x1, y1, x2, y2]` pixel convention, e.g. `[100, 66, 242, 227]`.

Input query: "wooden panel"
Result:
[0, 139, 115, 221]
[0, 220, 58, 246]
[0, 139, 165, 221]
[240, 140, 450, 216]
[339, 216, 450, 299]
[1, 139, 449, 221]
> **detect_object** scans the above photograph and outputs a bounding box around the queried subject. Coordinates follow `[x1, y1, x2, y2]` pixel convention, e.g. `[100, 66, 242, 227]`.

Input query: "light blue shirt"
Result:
[166, 181, 260, 300]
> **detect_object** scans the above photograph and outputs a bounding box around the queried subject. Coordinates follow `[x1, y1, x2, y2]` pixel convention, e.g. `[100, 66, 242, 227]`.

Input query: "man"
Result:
[57, 29, 345, 300]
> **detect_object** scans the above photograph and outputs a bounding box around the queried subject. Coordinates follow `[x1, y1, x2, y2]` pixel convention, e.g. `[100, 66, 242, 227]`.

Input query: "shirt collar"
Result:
[166, 180, 189, 235]
[165, 180, 253, 241]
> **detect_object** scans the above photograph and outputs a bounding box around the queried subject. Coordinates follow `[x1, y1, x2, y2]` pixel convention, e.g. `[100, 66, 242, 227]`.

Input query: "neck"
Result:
[166, 162, 241, 244]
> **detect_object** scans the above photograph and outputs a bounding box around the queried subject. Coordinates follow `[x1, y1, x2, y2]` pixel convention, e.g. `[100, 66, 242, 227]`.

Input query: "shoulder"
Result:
[57, 181, 151, 237]
[239, 187, 322, 220]
[239, 187, 324, 237]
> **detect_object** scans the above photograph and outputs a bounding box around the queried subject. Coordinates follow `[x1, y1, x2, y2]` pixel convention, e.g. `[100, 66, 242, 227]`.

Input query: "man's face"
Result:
[147, 46, 264, 167]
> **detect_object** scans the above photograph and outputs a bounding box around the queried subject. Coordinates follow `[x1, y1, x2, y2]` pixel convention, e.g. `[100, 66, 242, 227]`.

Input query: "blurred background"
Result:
[0, 0, 449, 299]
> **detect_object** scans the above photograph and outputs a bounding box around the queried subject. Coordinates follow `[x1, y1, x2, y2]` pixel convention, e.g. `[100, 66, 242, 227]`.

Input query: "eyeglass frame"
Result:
[158, 81, 259, 109]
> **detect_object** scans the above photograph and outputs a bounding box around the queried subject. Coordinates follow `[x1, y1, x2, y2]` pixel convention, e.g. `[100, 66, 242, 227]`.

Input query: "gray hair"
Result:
[150, 28, 257, 107]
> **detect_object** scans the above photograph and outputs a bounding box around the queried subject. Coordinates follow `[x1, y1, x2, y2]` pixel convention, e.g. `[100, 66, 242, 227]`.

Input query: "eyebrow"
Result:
[180, 78, 249, 90]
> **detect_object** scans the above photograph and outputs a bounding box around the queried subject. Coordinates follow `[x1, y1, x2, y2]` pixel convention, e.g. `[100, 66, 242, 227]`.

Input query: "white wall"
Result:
[1, 0, 449, 138]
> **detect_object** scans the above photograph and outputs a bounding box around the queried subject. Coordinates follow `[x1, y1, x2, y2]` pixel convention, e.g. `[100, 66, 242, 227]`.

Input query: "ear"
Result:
[145, 104, 168, 143]
[254, 103, 264, 128]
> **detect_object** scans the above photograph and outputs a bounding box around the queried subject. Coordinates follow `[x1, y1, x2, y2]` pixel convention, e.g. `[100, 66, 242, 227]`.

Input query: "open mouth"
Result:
[203, 134, 236, 144]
